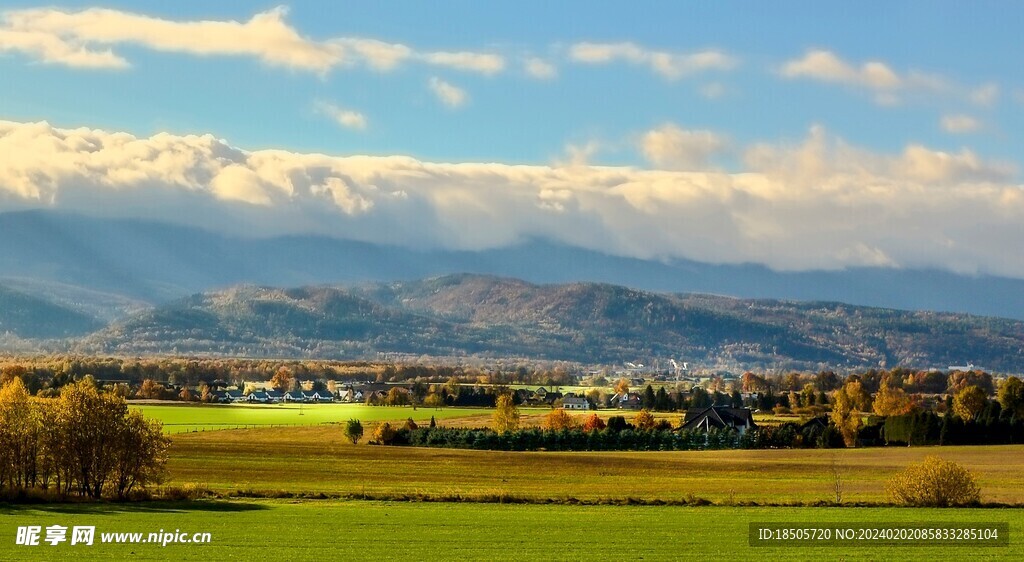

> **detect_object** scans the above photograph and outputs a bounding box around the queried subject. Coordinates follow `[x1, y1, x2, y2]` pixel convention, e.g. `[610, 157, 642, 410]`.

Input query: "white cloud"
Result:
[940, 114, 981, 134]
[0, 27, 128, 68]
[524, 57, 557, 79]
[780, 49, 1002, 108]
[428, 77, 467, 108]
[640, 124, 728, 170]
[969, 82, 999, 106]
[315, 101, 367, 131]
[2, 119, 1023, 278]
[781, 50, 901, 90]
[420, 51, 504, 75]
[569, 42, 736, 79]
[0, 7, 504, 75]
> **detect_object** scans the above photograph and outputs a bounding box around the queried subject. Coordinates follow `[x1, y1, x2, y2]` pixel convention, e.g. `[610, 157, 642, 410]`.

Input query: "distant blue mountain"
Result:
[2, 209, 1023, 320]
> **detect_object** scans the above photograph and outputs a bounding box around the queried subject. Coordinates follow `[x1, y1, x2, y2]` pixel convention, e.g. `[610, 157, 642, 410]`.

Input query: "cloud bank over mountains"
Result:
[0, 118, 1021, 278]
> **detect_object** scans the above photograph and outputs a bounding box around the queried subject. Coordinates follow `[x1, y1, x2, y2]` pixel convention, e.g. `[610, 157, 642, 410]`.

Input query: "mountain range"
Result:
[2, 210, 1023, 371]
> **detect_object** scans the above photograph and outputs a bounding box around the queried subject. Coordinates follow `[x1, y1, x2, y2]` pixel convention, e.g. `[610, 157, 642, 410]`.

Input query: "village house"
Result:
[679, 406, 756, 434]
[561, 394, 590, 410]
[614, 393, 642, 410]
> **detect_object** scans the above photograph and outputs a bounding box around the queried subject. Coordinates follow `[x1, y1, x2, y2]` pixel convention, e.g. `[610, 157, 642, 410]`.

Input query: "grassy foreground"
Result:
[1, 501, 1020, 560]
[166, 426, 1024, 504]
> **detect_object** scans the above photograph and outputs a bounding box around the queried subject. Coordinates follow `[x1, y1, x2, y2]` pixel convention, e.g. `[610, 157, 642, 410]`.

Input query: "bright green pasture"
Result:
[166, 427, 1024, 505]
[1, 501, 1019, 560]
[132, 403, 494, 433]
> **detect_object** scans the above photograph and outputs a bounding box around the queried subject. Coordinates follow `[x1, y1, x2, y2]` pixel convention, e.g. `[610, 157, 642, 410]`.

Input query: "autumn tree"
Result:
[830, 382, 866, 447]
[998, 376, 1024, 417]
[371, 422, 396, 445]
[542, 409, 577, 430]
[873, 382, 914, 417]
[0, 378, 38, 491]
[886, 456, 980, 507]
[492, 394, 520, 434]
[952, 385, 987, 420]
[269, 367, 293, 392]
[582, 413, 606, 432]
[136, 379, 164, 400]
[614, 378, 630, 395]
[111, 410, 170, 499]
[423, 392, 444, 409]
[384, 387, 410, 406]
[633, 408, 656, 431]
[345, 419, 364, 445]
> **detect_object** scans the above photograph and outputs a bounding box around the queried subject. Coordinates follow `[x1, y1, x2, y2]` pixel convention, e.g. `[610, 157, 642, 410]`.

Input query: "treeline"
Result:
[368, 424, 821, 452]
[365, 412, 845, 452]
[0, 379, 169, 500]
[0, 357, 575, 392]
[878, 408, 1024, 446]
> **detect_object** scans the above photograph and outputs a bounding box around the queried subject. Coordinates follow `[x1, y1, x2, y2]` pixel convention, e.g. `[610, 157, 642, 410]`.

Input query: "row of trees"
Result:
[0, 379, 169, 499]
[0, 358, 580, 392]
[828, 376, 1024, 446]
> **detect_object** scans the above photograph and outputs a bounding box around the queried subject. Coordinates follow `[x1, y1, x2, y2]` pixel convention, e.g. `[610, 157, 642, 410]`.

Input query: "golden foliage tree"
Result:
[886, 456, 981, 507]
[633, 408, 656, 431]
[872, 383, 914, 417]
[492, 394, 520, 434]
[830, 383, 864, 447]
[952, 385, 987, 420]
[997, 376, 1024, 417]
[0, 379, 169, 499]
[371, 422, 396, 445]
[614, 378, 630, 395]
[269, 367, 293, 392]
[542, 409, 577, 430]
[582, 413, 606, 432]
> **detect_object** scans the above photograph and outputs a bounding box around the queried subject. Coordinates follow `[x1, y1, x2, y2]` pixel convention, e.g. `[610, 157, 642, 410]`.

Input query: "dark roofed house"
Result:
[266, 390, 285, 403]
[314, 390, 334, 402]
[680, 406, 756, 434]
[284, 391, 305, 402]
[616, 393, 642, 410]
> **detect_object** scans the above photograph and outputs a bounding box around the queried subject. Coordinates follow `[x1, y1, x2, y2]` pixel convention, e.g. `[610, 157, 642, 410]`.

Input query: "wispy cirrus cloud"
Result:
[0, 6, 505, 75]
[569, 41, 736, 80]
[2, 118, 1021, 278]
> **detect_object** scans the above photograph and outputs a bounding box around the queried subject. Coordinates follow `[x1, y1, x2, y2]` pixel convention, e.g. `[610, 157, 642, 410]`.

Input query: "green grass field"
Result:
[134, 403, 708, 434]
[165, 426, 1024, 504]
[1, 501, 1019, 560]
[132, 403, 499, 434]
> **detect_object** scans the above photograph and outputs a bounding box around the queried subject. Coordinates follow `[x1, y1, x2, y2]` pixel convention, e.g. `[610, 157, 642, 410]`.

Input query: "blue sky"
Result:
[1, 2, 1023, 277]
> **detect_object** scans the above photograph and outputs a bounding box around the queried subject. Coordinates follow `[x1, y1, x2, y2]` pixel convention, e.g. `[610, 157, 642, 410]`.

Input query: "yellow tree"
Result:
[614, 378, 630, 396]
[492, 394, 520, 434]
[830, 383, 864, 447]
[873, 383, 914, 416]
[997, 376, 1024, 417]
[633, 408, 657, 430]
[136, 379, 163, 399]
[952, 385, 987, 420]
[269, 367, 293, 392]
[542, 409, 577, 430]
